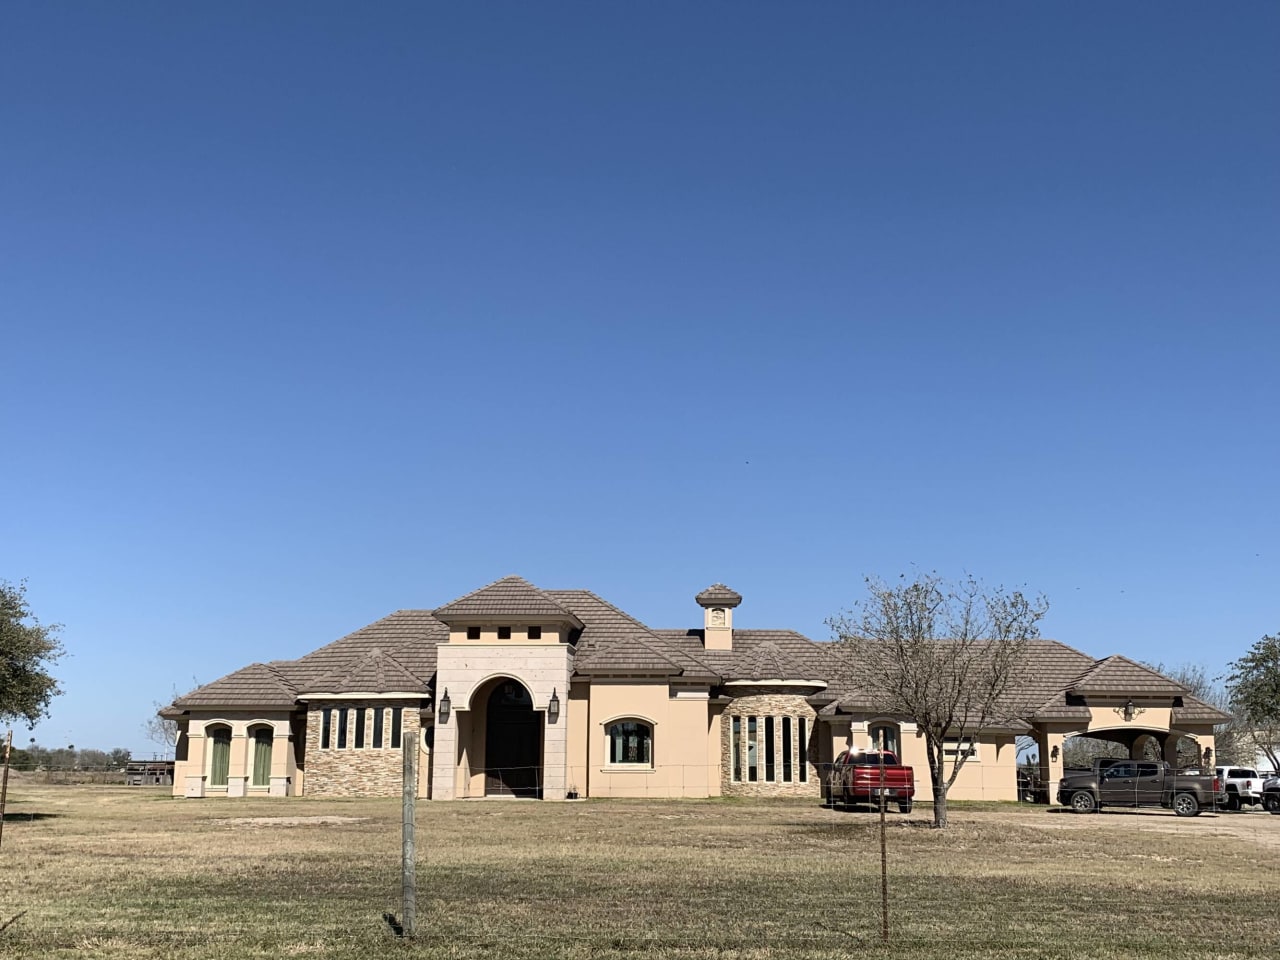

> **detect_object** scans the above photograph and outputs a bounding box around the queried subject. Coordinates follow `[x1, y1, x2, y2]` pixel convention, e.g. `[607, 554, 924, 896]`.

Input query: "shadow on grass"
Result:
[0, 811, 63, 822]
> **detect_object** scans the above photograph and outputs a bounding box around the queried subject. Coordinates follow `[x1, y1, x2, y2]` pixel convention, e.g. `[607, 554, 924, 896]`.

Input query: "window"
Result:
[498, 626, 512, 640]
[764, 716, 776, 781]
[732, 716, 742, 781]
[782, 716, 793, 782]
[943, 737, 979, 762]
[354, 708, 366, 748]
[798, 718, 808, 782]
[466, 626, 481, 640]
[607, 720, 653, 766]
[208, 726, 231, 787]
[337, 709, 349, 749]
[869, 722, 900, 756]
[373, 707, 384, 749]
[747, 717, 758, 781]
[251, 728, 272, 787]
[321, 708, 332, 749]
[391, 707, 403, 748]
[528, 625, 542, 639]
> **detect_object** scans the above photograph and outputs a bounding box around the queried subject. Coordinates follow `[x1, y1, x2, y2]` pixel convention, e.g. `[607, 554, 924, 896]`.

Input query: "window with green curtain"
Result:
[252, 728, 273, 786]
[209, 727, 231, 787]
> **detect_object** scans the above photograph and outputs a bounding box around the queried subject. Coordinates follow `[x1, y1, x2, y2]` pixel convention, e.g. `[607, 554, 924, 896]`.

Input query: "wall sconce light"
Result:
[1050, 745, 1060, 762]
[547, 688, 560, 725]
[438, 688, 451, 725]
[1123, 699, 1136, 722]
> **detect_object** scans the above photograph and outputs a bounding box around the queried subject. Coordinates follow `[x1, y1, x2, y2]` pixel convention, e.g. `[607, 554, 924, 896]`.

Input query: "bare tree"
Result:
[142, 684, 193, 759]
[829, 572, 1048, 828]
[1145, 661, 1248, 767]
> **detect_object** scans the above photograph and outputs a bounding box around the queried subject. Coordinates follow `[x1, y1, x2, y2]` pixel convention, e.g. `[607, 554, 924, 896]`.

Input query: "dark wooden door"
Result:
[485, 681, 542, 798]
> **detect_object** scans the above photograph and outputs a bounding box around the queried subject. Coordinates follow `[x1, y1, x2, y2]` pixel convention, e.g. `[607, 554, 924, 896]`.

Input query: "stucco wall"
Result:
[173, 710, 297, 798]
[585, 682, 716, 798]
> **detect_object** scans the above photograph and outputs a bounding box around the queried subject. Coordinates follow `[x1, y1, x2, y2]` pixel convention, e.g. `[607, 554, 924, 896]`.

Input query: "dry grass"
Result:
[1, 784, 1278, 959]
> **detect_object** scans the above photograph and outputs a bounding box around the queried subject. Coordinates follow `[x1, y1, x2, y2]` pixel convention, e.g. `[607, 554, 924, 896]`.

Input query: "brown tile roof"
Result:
[547, 591, 718, 680]
[296, 648, 426, 695]
[1068, 656, 1188, 696]
[173, 662, 298, 709]
[289, 610, 445, 689]
[1171, 696, 1233, 724]
[652, 629, 833, 683]
[433, 575, 583, 626]
[695, 583, 742, 607]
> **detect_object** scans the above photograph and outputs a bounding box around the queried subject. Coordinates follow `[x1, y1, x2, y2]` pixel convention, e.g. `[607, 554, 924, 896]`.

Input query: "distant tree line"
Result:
[5, 742, 132, 777]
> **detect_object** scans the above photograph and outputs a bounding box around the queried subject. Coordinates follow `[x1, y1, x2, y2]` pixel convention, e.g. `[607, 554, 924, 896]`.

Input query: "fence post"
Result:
[0, 729, 12, 852]
[878, 730, 889, 943]
[402, 730, 417, 937]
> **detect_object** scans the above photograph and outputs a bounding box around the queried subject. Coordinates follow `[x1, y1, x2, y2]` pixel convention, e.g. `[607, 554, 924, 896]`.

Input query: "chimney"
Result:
[695, 583, 742, 651]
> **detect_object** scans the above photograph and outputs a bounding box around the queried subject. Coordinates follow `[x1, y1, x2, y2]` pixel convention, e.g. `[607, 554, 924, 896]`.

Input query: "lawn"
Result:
[1, 782, 1276, 959]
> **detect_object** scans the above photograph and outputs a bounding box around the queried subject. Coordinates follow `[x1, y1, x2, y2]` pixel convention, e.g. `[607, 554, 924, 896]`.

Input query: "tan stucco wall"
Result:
[172, 710, 298, 798]
[586, 682, 715, 798]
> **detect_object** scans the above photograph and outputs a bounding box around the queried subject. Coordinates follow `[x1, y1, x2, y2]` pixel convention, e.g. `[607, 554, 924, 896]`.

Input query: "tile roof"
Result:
[433, 575, 582, 625]
[652, 629, 833, 683]
[1171, 696, 1233, 724]
[695, 583, 742, 607]
[1067, 656, 1188, 696]
[173, 662, 298, 708]
[296, 648, 426, 695]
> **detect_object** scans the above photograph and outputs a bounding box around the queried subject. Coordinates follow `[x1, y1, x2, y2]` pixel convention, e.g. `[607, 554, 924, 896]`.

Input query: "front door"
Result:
[485, 681, 542, 798]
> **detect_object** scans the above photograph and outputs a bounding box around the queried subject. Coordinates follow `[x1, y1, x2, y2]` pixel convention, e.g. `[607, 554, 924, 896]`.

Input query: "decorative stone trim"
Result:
[303, 699, 425, 797]
[720, 690, 819, 797]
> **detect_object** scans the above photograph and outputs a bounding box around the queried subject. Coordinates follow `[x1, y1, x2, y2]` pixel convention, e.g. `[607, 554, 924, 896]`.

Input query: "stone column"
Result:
[542, 702, 567, 801]
[227, 729, 249, 797]
[269, 727, 293, 796]
[432, 718, 458, 800]
[183, 729, 207, 798]
[1035, 727, 1065, 804]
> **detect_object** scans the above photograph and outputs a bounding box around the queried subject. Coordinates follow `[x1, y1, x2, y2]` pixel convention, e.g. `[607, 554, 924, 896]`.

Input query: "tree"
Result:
[1145, 660, 1248, 767]
[1226, 633, 1280, 771]
[109, 747, 131, 769]
[0, 580, 65, 726]
[143, 683, 194, 759]
[829, 572, 1048, 828]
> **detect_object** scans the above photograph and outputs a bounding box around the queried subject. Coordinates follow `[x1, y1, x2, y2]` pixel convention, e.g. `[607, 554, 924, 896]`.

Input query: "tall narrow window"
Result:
[391, 707, 403, 748]
[209, 727, 231, 787]
[354, 708, 366, 749]
[321, 708, 332, 749]
[251, 729, 272, 787]
[765, 716, 776, 781]
[373, 707, 384, 748]
[798, 717, 808, 782]
[732, 716, 742, 781]
[747, 716, 758, 781]
[782, 716, 793, 782]
[337, 708, 349, 749]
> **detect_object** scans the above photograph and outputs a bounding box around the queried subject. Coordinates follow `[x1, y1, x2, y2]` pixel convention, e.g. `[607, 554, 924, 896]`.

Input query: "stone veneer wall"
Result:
[720, 690, 819, 797]
[304, 700, 425, 797]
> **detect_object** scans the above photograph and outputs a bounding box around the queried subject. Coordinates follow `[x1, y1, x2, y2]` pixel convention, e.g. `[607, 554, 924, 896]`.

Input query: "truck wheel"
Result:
[1069, 791, 1097, 814]
[898, 800, 912, 814]
[1224, 793, 1240, 812]
[1173, 793, 1200, 817]
[1263, 794, 1280, 814]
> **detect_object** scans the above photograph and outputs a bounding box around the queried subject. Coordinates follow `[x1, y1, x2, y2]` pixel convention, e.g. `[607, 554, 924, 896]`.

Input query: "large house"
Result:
[162, 576, 1229, 802]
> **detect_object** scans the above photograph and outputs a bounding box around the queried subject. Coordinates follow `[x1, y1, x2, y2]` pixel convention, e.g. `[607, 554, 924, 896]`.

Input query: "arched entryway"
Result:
[484, 679, 543, 798]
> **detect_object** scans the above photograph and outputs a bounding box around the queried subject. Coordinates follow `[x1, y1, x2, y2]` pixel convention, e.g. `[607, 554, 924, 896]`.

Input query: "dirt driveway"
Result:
[964, 804, 1280, 851]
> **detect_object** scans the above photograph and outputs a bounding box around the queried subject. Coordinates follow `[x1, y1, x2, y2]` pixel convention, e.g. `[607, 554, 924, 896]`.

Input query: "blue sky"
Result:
[2, 3, 1276, 756]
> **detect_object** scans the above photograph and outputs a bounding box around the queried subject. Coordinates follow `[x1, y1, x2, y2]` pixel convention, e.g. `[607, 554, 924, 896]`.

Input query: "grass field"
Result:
[1, 781, 1277, 959]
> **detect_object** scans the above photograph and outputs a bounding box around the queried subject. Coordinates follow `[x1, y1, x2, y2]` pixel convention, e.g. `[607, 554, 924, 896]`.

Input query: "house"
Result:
[161, 576, 1230, 802]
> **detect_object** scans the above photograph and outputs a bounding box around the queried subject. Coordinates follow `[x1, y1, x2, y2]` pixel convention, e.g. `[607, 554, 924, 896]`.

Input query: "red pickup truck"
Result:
[827, 750, 915, 813]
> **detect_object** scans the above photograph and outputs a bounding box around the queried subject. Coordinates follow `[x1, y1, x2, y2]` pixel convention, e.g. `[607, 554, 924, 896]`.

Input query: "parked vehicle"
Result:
[1215, 766, 1267, 811]
[828, 750, 915, 813]
[1057, 759, 1220, 817]
[1263, 777, 1280, 814]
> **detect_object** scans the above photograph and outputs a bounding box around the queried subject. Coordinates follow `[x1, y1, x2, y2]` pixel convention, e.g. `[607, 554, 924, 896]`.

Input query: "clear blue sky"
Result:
[3, 3, 1276, 756]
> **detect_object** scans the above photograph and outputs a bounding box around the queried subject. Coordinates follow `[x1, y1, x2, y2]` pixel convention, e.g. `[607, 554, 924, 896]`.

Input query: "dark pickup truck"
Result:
[827, 750, 915, 813]
[1057, 759, 1221, 817]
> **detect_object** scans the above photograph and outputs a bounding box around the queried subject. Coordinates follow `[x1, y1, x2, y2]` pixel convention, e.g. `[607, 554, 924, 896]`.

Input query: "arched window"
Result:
[869, 722, 901, 757]
[249, 726, 273, 787]
[606, 720, 653, 766]
[207, 725, 232, 788]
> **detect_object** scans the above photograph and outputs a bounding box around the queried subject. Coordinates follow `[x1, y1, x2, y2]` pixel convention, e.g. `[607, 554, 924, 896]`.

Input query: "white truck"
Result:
[1216, 765, 1267, 811]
